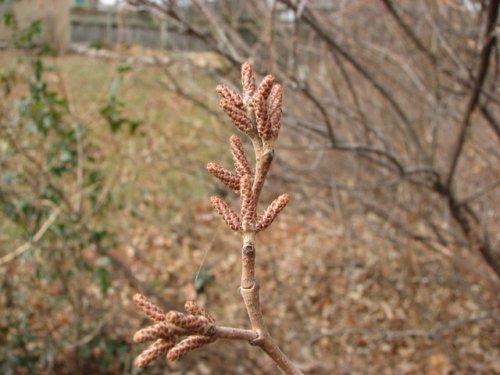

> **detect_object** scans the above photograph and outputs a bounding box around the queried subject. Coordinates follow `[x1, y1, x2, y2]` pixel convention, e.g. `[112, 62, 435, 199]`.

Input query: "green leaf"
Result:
[117, 64, 132, 73]
[2, 10, 15, 28]
[193, 266, 214, 294]
[95, 267, 112, 295]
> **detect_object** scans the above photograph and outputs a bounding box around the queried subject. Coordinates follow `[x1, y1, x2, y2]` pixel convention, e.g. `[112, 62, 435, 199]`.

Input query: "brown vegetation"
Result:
[0, 0, 499, 374]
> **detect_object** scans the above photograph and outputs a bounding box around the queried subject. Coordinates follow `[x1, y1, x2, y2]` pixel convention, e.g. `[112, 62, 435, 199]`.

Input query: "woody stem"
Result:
[237, 123, 302, 374]
[239, 236, 302, 374]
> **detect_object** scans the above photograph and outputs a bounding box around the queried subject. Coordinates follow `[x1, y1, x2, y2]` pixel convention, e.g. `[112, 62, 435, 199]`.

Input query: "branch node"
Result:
[242, 244, 255, 257]
[250, 329, 265, 346]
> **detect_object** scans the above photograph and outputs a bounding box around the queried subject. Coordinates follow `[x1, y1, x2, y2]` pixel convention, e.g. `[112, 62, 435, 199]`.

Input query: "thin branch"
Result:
[308, 314, 494, 345]
[213, 326, 258, 341]
[459, 179, 500, 205]
[0, 207, 60, 265]
[479, 104, 500, 139]
[446, 0, 499, 187]
[278, 0, 426, 158]
[379, 0, 436, 64]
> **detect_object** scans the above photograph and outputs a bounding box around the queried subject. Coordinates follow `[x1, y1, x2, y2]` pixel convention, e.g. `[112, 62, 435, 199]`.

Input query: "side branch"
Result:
[213, 326, 258, 341]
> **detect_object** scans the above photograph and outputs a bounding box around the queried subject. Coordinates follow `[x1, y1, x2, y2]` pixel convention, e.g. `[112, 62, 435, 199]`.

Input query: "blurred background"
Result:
[0, 0, 498, 374]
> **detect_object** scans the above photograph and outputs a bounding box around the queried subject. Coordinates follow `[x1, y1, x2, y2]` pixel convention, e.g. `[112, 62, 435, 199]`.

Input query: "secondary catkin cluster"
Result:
[133, 294, 216, 367]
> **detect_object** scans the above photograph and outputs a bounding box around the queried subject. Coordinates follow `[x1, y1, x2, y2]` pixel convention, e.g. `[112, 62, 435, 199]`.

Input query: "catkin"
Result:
[133, 294, 165, 322]
[210, 196, 242, 232]
[167, 335, 213, 362]
[256, 193, 290, 232]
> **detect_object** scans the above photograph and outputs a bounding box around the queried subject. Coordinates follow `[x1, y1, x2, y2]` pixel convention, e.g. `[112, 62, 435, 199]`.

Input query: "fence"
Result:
[0, 0, 69, 53]
[70, 9, 208, 51]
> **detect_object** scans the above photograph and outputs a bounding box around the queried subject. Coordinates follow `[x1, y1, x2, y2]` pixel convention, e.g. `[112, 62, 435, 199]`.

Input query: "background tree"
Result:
[1, 0, 498, 373]
[128, 0, 500, 279]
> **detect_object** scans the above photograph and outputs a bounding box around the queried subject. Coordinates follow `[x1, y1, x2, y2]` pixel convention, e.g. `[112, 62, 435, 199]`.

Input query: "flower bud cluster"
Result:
[210, 62, 289, 235]
[133, 295, 216, 367]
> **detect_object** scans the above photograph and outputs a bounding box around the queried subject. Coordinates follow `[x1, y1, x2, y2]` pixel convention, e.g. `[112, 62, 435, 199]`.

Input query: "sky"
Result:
[98, 0, 166, 5]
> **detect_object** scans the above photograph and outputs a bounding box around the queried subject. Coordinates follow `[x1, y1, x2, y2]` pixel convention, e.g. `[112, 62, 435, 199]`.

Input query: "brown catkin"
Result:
[254, 93, 271, 140]
[253, 151, 273, 199]
[252, 75, 275, 140]
[240, 174, 256, 231]
[256, 193, 290, 232]
[134, 338, 176, 368]
[255, 75, 275, 101]
[230, 135, 252, 178]
[210, 196, 241, 232]
[133, 323, 173, 343]
[216, 84, 243, 108]
[166, 335, 213, 362]
[241, 61, 256, 103]
[165, 311, 210, 333]
[220, 99, 254, 134]
[185, 301, 216, 324]
[269, 84, 283, 139]
[133, 294, 165, 322]
[207, 162, 240, 191]
[165, 311, 186, 326]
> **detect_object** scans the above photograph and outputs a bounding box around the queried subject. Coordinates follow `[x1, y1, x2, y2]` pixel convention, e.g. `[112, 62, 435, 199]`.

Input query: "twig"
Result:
[446, 0, 499, 187]
[0, 207, 60, 265]
[459, 179, 500, 205]
[308, 313, 494, 346]
[131, 62, 302, 374]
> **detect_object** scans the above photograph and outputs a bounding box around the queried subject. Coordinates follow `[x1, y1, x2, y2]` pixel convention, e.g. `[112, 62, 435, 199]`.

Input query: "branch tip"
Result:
[207, 162, 240, 191]
[257, 193, 290, 232]
[220, 99, 254, 134]
[210, 195, 242, 232]
[216, 84, 243, 108]
[241, 61, 256, 103]
[230, 135, 252, 177]
[133, 293, 166, 322]
[240, 174, 256, 231]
